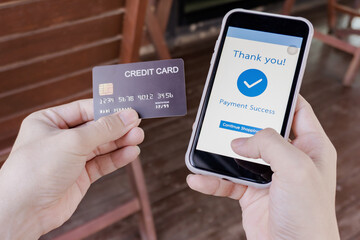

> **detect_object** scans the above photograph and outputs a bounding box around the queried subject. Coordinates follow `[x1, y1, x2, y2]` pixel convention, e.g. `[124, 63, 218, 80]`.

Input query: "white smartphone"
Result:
[185, 9, 314, 188]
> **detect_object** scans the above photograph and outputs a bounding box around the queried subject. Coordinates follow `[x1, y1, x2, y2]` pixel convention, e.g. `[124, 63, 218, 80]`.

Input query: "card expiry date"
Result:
[92, 58, 187, 120]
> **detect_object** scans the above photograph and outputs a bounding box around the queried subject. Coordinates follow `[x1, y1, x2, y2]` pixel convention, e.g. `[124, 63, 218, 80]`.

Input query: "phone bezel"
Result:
[186, 9, 314, 188]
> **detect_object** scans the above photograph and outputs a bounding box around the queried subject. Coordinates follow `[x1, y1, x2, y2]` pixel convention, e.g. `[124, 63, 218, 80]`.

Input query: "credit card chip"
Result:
[99, 83, 114, 96]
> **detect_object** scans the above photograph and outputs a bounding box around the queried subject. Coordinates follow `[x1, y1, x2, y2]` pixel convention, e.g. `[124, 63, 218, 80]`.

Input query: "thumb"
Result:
[231, 128, 312, 174]
[65, 109, 140, 155]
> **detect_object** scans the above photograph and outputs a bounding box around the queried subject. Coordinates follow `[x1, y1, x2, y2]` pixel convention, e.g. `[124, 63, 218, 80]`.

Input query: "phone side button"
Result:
[210, 53, 215, 65]
[214, 39, 219, 51]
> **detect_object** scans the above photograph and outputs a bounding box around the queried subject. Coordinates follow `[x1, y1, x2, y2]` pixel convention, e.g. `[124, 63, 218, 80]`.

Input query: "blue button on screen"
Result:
[219, 120, 262, 135]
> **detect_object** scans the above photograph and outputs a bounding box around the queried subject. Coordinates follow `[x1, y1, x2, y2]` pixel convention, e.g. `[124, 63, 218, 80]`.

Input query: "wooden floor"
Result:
[41, 6, 360, 240]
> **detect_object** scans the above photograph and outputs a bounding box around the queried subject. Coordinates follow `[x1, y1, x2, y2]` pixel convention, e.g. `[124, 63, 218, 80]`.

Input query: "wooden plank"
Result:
[0, 136, 16, 157]
[328, 0, 337, 32]
[0, 114, 23, 141]
[335, 3, 360, 18]
[314, 31, 356, 54]
[151, 189, 244, 240]
[0, 0, 124, 37]
[344, 47, 360, 86]
[120, 0, 148, 63]
[0, 71, 93, 117]
[156, 0, 173, 33]
[0, 13, 124, 66]
[146, 7, 171, 59]
[40, 168, 136, 239]
[0, 153, 8, 166]
[282, 0, 296, 15]
[0, 40, 121, 96]
[0, 87, 92, 127]
[53, 198, 140, 240]
[337, 200, 360, 240]
[127, 158, 157, 240]
[0, 0, 21, 5]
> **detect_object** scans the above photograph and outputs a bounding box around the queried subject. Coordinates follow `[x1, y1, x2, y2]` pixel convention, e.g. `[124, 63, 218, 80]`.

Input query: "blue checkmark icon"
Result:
[237, 69, 268, 97]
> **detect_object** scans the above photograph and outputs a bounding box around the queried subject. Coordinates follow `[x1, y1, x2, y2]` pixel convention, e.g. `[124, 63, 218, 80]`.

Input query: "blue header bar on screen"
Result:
[227, 27, 303, 48]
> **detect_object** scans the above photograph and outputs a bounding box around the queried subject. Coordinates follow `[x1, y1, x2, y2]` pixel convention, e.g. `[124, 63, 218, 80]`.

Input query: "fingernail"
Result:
[231, 138, 247, 149]
[135, 146, 141, 155]
[186, 174, 195, 182]
[118, 110, 138, 126]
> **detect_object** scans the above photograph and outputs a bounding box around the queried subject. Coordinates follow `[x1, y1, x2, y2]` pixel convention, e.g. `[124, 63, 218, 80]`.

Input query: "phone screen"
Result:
[190, 11, 311, 184]
[197, 27, 303, 165]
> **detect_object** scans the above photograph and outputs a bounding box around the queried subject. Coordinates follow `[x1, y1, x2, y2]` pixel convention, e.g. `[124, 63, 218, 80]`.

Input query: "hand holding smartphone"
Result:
[186, 9, 314, 188]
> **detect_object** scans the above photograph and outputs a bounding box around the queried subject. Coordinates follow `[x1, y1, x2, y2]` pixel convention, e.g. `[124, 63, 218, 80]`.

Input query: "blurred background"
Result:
[1, 0, 360, 239]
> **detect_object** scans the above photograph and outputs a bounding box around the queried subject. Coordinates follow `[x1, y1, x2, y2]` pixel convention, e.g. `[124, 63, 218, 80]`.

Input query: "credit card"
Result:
[93, 59, 187, 120]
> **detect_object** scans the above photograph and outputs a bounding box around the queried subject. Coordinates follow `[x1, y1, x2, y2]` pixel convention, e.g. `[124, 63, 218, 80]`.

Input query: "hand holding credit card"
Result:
[93, 59, 187, 120]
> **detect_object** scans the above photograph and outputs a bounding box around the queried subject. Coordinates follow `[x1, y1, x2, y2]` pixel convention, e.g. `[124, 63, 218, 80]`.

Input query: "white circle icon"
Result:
[287, 46, 298, 55]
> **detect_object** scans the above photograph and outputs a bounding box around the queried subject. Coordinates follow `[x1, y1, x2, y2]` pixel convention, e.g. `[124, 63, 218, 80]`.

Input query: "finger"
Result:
[292, 96, 337, 171]
[85, 145, 140, 183]
[186, 174, 247, 200]
[66, 109, 140, 155]
[114, 127, 145, 149]
[292, 95, 325, 138]
[87, 127, 145, 160]
[231, 128, 312, 173]
[44, 99, 94, 129]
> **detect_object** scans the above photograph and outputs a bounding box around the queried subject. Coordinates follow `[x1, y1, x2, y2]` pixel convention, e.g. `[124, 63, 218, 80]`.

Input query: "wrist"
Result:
[328, 215, 341, 240]
[0, 170, 42, 240]
[319, 209, 340, 240]
[0, 205, 42, 240]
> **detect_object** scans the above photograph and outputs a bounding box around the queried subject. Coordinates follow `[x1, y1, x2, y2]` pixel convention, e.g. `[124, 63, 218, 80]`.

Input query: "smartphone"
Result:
[185, 9, 314, 188]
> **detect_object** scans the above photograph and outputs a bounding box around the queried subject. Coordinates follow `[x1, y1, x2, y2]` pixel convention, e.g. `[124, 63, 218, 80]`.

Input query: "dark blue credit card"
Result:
[93, 59, 187, 120]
